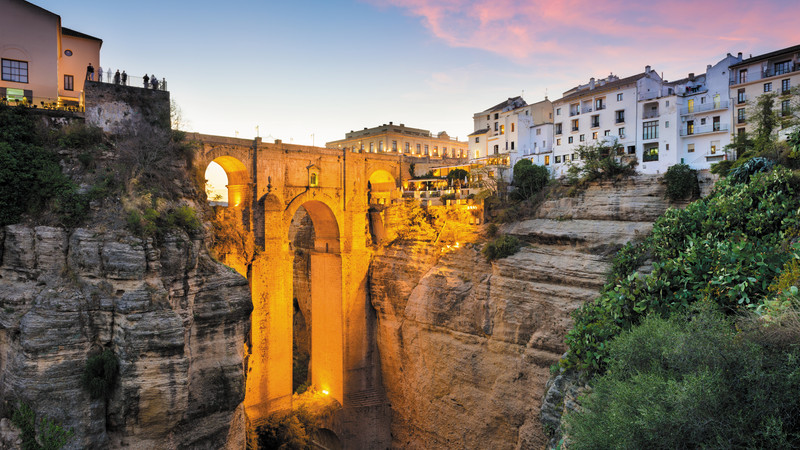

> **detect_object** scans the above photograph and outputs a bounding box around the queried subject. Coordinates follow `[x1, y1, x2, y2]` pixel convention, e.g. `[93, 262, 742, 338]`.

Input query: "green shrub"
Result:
[512, 159, 549, 199]
[57, 122, 104, 150]
[11, 402, 74, 450]
[728, 156, 776, 184]
[126, 206, 202, 240]
[482, 234, 521, 261]
[710, 159, 734, 176]
[82, 349, 119, 400]
[255, 410, 313, 449]
[663, 163, 699, 201]
[565, 310, 800, 449]
[564, 167, 800, 373]
[605, 241, 647, 285]
[566, 141, 637, 185]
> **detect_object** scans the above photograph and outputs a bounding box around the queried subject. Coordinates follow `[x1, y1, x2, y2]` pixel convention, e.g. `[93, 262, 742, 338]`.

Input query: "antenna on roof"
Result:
[521, 89, 524, 99]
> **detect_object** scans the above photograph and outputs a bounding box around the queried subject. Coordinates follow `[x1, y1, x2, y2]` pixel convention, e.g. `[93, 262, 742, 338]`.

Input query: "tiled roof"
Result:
[480, 96, 526, 113]
[62, 27, 103, 43]
[730, 44, 800, 68]
[468, 128, 490, 136]
[555, 72, 647, 104]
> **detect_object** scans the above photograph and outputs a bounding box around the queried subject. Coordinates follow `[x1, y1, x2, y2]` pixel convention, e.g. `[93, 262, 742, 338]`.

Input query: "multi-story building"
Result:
[1, 0, 102, 108]
[674, 54, 742, 170]
[729, 45, 800, 141]
[551, 68, 662, 175]
[468, 96, 553, 179]
[325, 122, 468, 159]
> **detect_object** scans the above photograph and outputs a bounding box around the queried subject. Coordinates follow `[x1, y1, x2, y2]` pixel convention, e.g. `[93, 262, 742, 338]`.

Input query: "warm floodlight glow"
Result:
[322, 389, 330, 395]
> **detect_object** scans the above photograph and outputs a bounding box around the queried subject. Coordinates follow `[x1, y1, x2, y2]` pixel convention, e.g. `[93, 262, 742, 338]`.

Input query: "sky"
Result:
[32, 0, 800, 148]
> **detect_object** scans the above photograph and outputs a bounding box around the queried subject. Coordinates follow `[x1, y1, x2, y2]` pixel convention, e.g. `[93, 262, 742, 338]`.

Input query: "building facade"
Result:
[1, 0, 102, 108]
[729, 45, 800, 142]
[468, 96, 553, 179]
[326, 122, 468, 160]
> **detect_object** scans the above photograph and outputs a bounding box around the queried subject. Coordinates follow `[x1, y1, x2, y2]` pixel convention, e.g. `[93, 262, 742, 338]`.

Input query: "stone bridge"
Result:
[189, 133, 462, 446]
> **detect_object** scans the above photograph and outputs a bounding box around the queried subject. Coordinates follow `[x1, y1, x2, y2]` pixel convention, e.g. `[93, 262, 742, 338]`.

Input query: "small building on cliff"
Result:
[0, 0, 102, 109]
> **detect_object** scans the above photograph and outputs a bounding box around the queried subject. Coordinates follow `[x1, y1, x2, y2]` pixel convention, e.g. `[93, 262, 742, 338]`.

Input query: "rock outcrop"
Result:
[370, 175, 676, 449]
[0, 224, 251, 449]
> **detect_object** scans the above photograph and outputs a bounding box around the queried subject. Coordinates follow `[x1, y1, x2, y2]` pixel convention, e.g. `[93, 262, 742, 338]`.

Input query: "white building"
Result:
[673, 54, 742, 170]
[552, 69, 661, 176]
[468, 96, 553, 180]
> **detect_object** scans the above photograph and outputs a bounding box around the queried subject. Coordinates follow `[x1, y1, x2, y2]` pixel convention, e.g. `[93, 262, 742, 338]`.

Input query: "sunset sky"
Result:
[33, 0, 800, 147]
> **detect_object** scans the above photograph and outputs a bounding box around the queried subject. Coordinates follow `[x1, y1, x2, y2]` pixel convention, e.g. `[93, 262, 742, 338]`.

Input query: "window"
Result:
[556, 107, 561, 116]
[619, 127, 626, 138]
[700, 118, 706, 125]
[688, 143, 695, 153]
[782, 79, 790, 93]
[627, 145, 636, 155]
[475, 136, 480, 143]
[572, 153, 578, 161]
[580, 134, 585, 142]
[699, 98, 703, 105]
[494, 113, 499, 119]
[737, 88, 746, 104]
[1, 59, 28, 83]
[642, 120, 658, 140]
[555, 123, 563, 135]
[536, 128, 541, 135]
[714, 94, 721, 108]
[379, 140, 384, 152]
[442, 146, 447, 155]
[592, 131, 598, 140]
[370, 142, 374, 152]
[687, 120, 694, 135]
[711, 140, 719, 154]
[555, 155, 561, 163]
[416, 143, 421, 154]
[604, 130, 611, 136]
[500, 124, 505, 134]
[405, 142, 410, 153]
[615, 110, 625, 123]
[665, 120, 669, 128]
[544, 155, 550, 165]
[764, 82, 772, 92]
[687, 99, 694, 113]
[568, 136, 574, 144]
[738, 108, 746, 123]
[494, 122, 498, 131]
[511, 123, 515, 132]
[493, 145, 499, 154]
[309, 172, 319, 187]
[775, 60, 791, 75]
[556, 138, 561, 145]
[643, 143, 659, 162]
[738, 69, 747, 84]
[64, 75, 74, 91]
[433, 146, 438, 156]
[591, 114, 600, 128]
[424, 144, 429, 155]
[595, 98, 605, 110]
[782, 100, 791, 116]
[571, 119, 579, 132]
[392, 140, 397, 151]
[738, 127, 745, 136]
[360, 143, 364, 152]
[487, 115, 490, 120]
[713, 116, 720, 131]
[666, 100, 670, 107]
[511, 141, 515, 150]
[617, 93, 623, 101]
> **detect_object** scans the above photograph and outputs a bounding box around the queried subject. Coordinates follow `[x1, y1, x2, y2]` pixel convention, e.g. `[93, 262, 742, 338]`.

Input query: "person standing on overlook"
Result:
[85, 63, 94, 81]
[143, 74, 149, 88]
[113, 70, 120, 85]
[121, 71, 127, 85]
[98, 66, 103, 82]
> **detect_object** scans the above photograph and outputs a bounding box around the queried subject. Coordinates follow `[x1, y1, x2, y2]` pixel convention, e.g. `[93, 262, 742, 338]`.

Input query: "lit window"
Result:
[511, 123, 515, 132]
[592, 131, 598, 140]
[500, 124, 505, 134]
[64, 75, 74, 91]
[392, 140, 397, 151]
[1, 59, 28, 83]
[309, 172, 319, 187]
[545, 155, 550, 165]
[687, 143, 695, 153]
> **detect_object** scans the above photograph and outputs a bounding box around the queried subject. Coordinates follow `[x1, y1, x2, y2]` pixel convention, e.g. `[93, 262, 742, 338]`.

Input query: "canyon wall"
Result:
[0, 224, 251, 449]
[370, 176, 683, 449]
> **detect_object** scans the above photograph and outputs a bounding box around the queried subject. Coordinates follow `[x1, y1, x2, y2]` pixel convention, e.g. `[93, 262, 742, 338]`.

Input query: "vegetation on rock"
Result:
[81, 349, 119, 400]
[662, 163, 699, 201]
[11, 402, 74, 450]
[512, 159, 549, 200]
[482, 234, 521, 261]
[566, 141, 637, 186]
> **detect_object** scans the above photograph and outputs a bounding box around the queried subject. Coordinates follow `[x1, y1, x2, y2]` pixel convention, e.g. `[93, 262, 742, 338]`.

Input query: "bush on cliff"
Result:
[564, 167, 800, 373]
[482, 234, 521, 261]
[512, 159, 549, 200]
[663, 163, 699, 201]
[82, 349, 119, 400]
[566, 141, 637, 186]
[565, 308, 800, 449]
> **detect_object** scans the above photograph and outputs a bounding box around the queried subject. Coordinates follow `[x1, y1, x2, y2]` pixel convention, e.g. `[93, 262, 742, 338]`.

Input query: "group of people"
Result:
[85, 63, 166, 90]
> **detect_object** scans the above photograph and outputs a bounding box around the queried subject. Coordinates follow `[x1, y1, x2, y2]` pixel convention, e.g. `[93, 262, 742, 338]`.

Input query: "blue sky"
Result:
[32, 0, 800, 147]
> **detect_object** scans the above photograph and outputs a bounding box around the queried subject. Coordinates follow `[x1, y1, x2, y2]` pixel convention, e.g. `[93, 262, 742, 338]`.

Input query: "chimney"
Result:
[645, 65, 651, 74]
[589, 77, 595, 89]
[400, 123, 404, 127]
[389, 121, 393, 125]
[738, 52, 743, 59]
[689, 73, 695, 80]
[707, 64, 712, 70]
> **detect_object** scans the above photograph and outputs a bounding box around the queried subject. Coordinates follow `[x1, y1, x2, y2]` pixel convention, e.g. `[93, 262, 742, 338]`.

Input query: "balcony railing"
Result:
[615, 117, 625, 124]
[591, 121, 600, 128]
[737, 95, 747, 104]
[738, 117, 746, 124]
[569, 110, 580, 116]
[680, 123, 729, 136]
[680, 100, 729, 116]
[642, 111, 660, 119]
[581, 107, 593, 114]
[93, 73, 168, 91]
[595, 104, 606, 111]
[571, 126, 579, 132]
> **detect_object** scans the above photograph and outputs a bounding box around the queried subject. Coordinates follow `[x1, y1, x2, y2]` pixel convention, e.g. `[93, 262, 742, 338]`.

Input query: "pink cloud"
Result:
[367, 0, 800, 83]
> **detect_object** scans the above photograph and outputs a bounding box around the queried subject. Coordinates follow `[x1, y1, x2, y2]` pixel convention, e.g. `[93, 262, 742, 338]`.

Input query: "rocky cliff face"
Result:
[0, 223, 251, 449]
[370, 176, 677, 449]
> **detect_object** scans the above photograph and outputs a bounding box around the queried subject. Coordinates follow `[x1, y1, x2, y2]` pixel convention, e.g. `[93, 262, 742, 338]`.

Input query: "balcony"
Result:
[591, 120, 600, 128]
[595, 104, 606, 111]
[581, 107, 593, 114]
[571, 126, 579, 132]
[680, 100, 729, 116]
[569, 110, 580, 117]
[680, 123, 729, 137]
[615, 117, 625, 124]
[738, 117, 746, 124]
[642, 111, 660, 119]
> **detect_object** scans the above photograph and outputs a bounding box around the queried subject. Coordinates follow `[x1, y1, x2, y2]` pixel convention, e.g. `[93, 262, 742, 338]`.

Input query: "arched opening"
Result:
[367, 169, 396, 206]
[287, 200, 343, 403]
[205, 156, 249, 207]
[311, 428, 343, 450]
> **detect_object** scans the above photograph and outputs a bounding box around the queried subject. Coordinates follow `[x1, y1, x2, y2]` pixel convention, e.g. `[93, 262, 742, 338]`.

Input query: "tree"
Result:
[512, 159, 549, 199]
[446, 168, 468, 187]
[566, 140, 636, 185]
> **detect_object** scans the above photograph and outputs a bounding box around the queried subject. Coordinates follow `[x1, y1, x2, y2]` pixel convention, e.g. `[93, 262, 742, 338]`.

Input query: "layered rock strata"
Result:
[370, 175, 675, 449]
[0, 224, 251, 449]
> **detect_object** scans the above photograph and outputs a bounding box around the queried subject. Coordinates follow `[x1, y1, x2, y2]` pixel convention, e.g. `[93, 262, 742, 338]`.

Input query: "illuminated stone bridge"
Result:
[190, 133, 458, 446]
